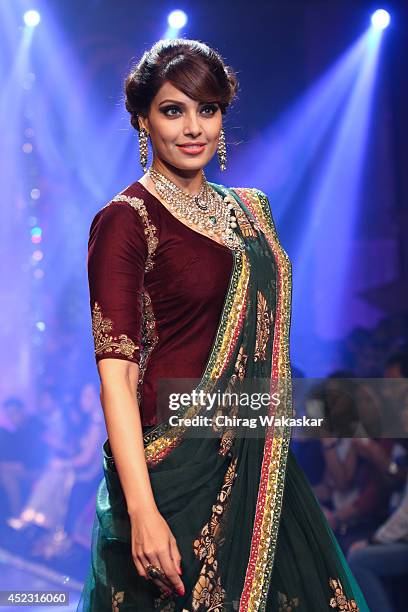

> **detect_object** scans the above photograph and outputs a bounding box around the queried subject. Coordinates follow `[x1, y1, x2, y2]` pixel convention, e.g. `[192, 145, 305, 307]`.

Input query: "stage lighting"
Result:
[168, 10, 188, 29]
[371, 9, 391, 30]
[24, 10, 41, 27]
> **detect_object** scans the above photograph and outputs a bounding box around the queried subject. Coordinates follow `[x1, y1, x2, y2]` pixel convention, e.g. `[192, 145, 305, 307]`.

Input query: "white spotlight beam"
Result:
[164, 9, 188, 39]
[371, 9, 391, 31]
[24, 10, 41, 27]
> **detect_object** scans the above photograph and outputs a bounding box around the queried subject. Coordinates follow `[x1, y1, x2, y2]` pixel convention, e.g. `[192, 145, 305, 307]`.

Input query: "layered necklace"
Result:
[147, 166, 245, 252]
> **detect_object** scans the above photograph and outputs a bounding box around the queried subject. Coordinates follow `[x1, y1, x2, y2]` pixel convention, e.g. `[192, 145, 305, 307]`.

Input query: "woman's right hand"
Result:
[130, 508, 185, 597]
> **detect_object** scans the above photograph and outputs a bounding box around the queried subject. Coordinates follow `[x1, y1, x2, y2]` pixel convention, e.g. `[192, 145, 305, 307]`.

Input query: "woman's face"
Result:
[139, 81, 222, 173]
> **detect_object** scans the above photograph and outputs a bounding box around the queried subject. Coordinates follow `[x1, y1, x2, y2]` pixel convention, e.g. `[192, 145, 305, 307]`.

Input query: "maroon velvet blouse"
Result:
[88, 181, 233, 426]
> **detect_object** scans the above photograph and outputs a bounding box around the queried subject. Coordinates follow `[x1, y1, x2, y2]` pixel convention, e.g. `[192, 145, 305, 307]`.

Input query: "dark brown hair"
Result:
[125, 38, 239, 131]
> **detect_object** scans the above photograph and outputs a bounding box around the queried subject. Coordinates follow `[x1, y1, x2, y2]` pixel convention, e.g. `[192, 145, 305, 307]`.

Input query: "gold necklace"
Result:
[147, 167, 245, 252]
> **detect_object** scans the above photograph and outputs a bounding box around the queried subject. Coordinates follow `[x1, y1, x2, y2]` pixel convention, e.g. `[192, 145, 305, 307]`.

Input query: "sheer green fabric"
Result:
[77, 184, 369, 611]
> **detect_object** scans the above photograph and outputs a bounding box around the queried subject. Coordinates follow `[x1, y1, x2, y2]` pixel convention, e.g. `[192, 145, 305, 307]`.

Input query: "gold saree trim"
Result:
[254, 290, 272, 362]
[111, 587, 124, 612]
[232, 188, 293, 612]
[329, 578, 360, 611]
[191, 456, 238, 611]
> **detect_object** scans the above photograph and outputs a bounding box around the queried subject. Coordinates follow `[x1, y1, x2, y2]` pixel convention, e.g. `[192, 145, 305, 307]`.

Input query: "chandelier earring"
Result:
[217, 126, 227, 172]
[138, 127, 149, 173]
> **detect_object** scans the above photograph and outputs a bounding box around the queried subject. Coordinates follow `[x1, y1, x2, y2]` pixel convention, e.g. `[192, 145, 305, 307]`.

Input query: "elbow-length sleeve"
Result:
[87, 201, 148, 365]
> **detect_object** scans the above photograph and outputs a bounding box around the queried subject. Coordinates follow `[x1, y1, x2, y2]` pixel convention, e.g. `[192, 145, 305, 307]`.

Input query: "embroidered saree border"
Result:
[232, 188, 293, 612]
[142, 246, 251, 465]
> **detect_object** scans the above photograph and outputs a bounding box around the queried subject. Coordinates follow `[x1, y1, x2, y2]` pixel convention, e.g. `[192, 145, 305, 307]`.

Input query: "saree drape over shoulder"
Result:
[77, 182, 369, 611]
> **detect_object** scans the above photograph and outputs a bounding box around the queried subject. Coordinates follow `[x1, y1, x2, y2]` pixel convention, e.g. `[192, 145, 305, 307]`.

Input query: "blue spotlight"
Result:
[24, 10, 41, 27]
[371, 9, 390, 30]
[168, 10, 188, 29]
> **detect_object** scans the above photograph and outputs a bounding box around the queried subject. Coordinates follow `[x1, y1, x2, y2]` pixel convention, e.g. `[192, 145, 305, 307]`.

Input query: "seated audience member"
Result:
[346, 350, 408, 610]
[347, 454, 408, 612]
[312, 374, 394, 554]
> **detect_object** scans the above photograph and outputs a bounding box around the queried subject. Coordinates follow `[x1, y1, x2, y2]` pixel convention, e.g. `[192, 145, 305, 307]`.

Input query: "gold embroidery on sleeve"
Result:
[329, 578, 359, 611]
[111, 195, 158, 272]
[136, 289, 159, 404]
[92, 302, 139, 359]
[254, 290, 272, 362]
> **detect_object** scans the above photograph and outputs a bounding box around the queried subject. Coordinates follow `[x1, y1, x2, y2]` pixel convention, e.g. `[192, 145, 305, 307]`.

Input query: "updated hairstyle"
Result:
[125, 38, 239, 130]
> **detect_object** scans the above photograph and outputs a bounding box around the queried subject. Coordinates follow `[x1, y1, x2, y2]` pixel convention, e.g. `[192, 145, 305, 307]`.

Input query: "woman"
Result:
[77, 39, 369, 611]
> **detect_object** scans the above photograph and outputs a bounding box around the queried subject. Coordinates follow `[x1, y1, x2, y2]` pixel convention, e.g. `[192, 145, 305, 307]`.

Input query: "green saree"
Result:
[77, 185, 369, 611]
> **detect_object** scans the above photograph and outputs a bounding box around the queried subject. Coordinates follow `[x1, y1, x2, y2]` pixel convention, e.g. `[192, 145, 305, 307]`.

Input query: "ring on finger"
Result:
[144, 563, 167, 582]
